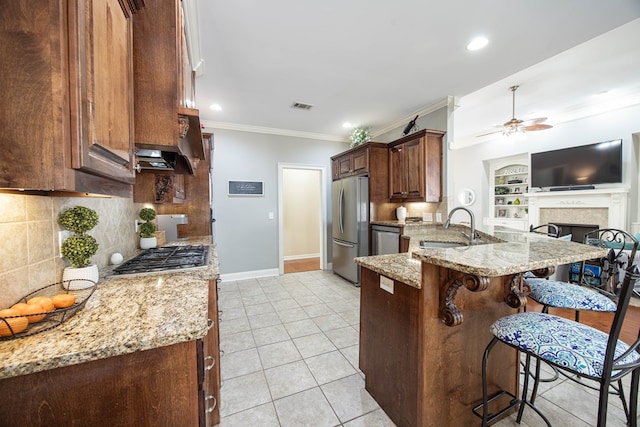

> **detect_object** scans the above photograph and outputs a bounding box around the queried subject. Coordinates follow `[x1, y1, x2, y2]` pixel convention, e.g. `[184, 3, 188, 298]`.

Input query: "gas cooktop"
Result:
[109, 245, 210, 277]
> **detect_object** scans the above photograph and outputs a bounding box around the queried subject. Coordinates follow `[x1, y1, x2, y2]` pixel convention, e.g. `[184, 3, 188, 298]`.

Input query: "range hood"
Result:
[136, 149, 178, 171]
[135, 107, 205, 174]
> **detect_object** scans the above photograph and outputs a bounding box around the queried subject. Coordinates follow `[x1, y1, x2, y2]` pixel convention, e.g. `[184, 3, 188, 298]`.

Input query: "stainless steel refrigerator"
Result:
[332, 176, 369, 285]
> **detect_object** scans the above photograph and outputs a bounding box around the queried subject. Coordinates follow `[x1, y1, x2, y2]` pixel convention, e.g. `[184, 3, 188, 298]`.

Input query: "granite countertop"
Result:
[0, 237, 219, 380]
[355, 225, 607, 289]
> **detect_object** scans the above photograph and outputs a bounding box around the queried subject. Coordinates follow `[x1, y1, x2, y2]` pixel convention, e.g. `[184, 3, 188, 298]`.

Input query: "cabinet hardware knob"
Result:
[205, 395, 217, 413]
[204, 356, 215, 371]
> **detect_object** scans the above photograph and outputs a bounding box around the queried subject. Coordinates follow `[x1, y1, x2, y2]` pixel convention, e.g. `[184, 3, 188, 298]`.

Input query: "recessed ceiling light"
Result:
[466, 36, 489, 51]
[342, 122, 353, 128]
[209, 103, 222, 111]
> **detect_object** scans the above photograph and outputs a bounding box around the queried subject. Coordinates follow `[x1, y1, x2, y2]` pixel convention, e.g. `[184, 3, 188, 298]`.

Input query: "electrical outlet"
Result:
[134, 219, 141, 233]
[58, 230, 71, 257]
[436, 213, 442, 223]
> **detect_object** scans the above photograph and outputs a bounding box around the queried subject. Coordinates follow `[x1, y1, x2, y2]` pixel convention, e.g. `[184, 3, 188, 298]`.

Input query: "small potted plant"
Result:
[349, 126, 371, 148]
[139, 207, 158, 249]
[59, 206, 100, 289]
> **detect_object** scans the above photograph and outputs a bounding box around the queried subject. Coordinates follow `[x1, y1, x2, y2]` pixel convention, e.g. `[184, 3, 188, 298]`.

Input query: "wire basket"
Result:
[0, 280, 97, 340]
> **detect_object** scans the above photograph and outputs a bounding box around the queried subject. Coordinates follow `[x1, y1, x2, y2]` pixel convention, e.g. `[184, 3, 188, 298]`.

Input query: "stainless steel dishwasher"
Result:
[371, 225, 400, 255]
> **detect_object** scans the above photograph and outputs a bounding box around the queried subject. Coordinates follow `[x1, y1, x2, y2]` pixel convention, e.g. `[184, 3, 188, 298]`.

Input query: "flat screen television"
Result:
[530, 139, 623, 189]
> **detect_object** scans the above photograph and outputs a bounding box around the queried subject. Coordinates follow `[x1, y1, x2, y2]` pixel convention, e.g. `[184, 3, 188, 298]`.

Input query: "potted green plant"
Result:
[59, 206, 100, 289]
[349, 126, 371, 148]
[139, 207, 158, 249]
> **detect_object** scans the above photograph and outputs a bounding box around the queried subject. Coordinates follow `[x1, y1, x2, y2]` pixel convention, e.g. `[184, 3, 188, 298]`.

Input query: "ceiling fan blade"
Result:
[476, 129, 503, 137]
[521, 117, 548, 126]
[524, 123, 553, 131]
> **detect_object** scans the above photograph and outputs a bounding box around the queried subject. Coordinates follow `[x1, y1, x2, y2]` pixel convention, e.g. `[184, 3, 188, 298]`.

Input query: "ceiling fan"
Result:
[477, 85, 553, 137]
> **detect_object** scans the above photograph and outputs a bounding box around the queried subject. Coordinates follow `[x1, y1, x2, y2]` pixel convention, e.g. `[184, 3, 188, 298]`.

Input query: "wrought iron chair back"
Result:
[529, 223, 559, 238]
[578, 228, 639, 298]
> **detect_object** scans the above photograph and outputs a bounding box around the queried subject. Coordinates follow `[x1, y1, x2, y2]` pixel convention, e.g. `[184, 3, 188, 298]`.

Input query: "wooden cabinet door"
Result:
[202, 279, 221, 426]
[332, 159, 340, 180]
[338, 156, 352, 177]
[423, 133, 442, 202]
[69, 0, 135, 184]
[404, 138, 425, 200]
[352, 149, 368, 174]
[388, 130, 444, 202]
[389, 144, 406, 199]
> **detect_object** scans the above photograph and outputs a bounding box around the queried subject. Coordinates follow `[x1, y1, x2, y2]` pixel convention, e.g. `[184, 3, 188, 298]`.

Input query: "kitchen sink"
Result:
[419, 241, 467, 249]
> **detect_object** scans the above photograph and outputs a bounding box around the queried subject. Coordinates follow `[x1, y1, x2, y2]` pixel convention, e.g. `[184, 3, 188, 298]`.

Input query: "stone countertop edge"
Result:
[355, 254, 422, 289]
[0, 237, 220, 380]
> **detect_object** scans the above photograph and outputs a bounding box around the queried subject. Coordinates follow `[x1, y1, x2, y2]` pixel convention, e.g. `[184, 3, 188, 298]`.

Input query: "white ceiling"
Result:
[193, 1, 640, 144]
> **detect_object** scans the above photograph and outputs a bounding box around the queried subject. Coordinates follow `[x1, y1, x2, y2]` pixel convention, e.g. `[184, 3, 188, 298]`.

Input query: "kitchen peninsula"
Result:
[0, 237, 220, 426]
[355, 224, 608, 427]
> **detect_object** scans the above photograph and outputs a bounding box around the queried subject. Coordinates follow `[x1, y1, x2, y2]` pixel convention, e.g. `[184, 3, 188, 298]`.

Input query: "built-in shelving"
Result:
[486, 155, 529, 231]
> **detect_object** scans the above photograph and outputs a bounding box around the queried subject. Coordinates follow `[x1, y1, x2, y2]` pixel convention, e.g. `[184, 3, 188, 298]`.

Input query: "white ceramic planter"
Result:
[62, 264, 99, 290]
[140, 236, 157, 250]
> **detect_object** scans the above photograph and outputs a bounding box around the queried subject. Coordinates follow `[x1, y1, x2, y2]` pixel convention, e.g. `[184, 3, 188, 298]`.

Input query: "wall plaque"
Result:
[228, 181, 264, 196]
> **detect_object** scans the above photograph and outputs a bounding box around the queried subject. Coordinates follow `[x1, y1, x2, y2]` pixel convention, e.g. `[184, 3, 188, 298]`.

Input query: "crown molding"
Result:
[182, 0, 205, 76]
[201, 97, 453, 142]
[201, 120, 348, 142]
[371, 97, 450, 137]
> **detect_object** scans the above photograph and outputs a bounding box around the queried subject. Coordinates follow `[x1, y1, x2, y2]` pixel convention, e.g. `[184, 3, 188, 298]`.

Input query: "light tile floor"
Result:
[216, 270, 636, 427]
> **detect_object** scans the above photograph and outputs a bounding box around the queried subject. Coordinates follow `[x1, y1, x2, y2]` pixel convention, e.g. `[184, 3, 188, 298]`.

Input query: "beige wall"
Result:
[282, 169, 321, 258]
[0, 193, 142, 308]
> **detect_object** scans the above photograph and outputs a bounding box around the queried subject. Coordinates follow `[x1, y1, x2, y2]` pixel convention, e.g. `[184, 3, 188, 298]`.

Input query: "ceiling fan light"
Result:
[503, 124, 525, 136]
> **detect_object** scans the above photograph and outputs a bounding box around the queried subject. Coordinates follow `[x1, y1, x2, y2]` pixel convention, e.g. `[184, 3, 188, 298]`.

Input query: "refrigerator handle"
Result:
[333, 239, 355, 248]
[339, 186, 344, 234]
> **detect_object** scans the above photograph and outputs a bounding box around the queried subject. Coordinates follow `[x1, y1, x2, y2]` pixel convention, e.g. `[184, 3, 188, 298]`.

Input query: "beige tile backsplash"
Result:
[0, 193, 143, 308]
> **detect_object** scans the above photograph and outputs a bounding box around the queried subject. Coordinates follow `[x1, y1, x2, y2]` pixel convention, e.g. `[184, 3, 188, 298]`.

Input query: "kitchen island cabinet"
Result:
[355, 226, 607, 426]
[0, 0, 142, 197]
[0, 238, 220, 426]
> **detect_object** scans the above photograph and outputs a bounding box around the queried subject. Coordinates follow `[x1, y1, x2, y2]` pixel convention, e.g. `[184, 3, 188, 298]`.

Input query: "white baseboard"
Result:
[220, 268, 280, 282]
[283, 253, 321, 261]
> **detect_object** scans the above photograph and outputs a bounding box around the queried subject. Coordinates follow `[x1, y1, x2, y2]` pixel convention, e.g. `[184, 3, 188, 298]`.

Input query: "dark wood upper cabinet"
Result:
[331, 143, 386, 181]
[132, 0, 204, 174]
[388, 129, 444, 203]
[0, 0, 138, 196]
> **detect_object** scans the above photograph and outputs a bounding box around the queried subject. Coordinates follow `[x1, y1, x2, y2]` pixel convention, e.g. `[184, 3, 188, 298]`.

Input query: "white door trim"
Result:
[277, 163, 327, 275]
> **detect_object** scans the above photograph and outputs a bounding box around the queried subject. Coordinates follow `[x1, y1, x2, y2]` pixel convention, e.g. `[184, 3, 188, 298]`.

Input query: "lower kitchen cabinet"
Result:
[0, 341, 200, 425]
[0, 281, 221, 426]
[201, 279, 221, 426]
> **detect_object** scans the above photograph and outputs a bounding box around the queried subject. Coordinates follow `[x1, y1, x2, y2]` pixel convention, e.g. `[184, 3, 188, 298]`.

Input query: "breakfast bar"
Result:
[355, 225, 608, 427]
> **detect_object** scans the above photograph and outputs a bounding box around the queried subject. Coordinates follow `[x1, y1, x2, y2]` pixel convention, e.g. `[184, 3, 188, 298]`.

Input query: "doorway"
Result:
[278, 164, 326, 275]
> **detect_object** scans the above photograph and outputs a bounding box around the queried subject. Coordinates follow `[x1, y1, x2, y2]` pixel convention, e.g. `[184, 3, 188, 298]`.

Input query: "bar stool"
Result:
[525, 228, 638, 321]
[475, 264, 640, 426]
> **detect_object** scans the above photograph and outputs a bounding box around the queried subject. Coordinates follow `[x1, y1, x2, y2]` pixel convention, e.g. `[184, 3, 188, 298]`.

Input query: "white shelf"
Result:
[489, 156, 529, 223]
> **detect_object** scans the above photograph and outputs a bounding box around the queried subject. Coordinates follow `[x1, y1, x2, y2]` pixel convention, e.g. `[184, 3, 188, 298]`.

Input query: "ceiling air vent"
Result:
[291, 102, 314, 110]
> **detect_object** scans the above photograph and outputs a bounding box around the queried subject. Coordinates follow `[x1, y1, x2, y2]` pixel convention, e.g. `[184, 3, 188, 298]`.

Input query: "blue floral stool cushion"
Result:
[525, 278, 617, 312]
[491, 312, 639, 378]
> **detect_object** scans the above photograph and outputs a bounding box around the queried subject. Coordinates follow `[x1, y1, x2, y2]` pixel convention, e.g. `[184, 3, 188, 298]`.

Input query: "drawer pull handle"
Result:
[207, 318, 215, 330]
[205, 356, 215, 371]
[205, 395, 217, 413]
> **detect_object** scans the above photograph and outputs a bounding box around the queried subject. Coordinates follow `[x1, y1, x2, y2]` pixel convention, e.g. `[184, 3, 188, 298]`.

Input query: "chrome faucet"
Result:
[443, 207, 476, 244]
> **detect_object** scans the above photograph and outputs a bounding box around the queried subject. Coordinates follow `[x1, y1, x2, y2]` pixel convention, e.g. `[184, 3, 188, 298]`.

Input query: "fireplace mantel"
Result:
[527, 188, 629, 230]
